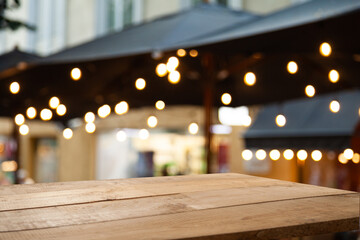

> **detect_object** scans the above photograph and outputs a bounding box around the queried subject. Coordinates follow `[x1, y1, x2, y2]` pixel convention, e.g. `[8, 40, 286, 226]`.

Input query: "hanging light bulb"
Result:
[115, 101, 129, 115]
[116, 130, 127, 142]
[49, 97, 60, 109]
[84, 112, 95, 123]
[85, 122, 96, 133]
[9, 82, 20, 94]
[189, 49, 198, 57]
[329, 100, 340, 113]
[177, 49, 186, 57]
[343, 148, 354, 160]
[26, 107, 37, 119]
[328, 70, 339, 83]
[320, 42, 332, 57]
[19, 124, 29, 135]
[287, 61, 298, 74]
[40, 109, 52, 121]
[139, 129, 149, 139]
[269, 149, 280, 161]
[221, 93, 232, 105]
[283, 149, 294, 160]
[135, 78, 146, 90]
[168, 70, 180, 84]
[63, 128, 73, 140]
[147, 116, 158, 128]
[276, 114, 286, 127]
[156, 63, 167, 77]
[56, 104, 67, 116]
[14, 114, 25, 126]
[188, 122, 199, 135]
[166, 56, 179, 72]
[98, 104, 111, 118]
[155, 100, 165, 110]
[243, 115, 252, 127]
[71, 67, 81, 81]
[305, 85, 315, 97]
[255, 149, 266, 160]
[242, 149, 253, 161]
[311, 150, 322, 161]
[297, 150, 307, 161]
[244, 72, 256, 86]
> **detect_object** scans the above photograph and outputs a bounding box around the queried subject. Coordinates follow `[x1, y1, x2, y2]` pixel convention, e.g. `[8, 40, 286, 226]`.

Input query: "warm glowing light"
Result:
[343, 148, 354, 160]
[19, 124, 29, 135]
[244, 72, 256, 86]
[155, 100, 165, 110]
[329, 100, 340, 113]
[168, 70, 180, 84]
[1, 160, 18, 172]
[98, 104, 111, 118]
[71, 68, 81, 80]
[49, 97, 60, 109]
[116, 130, 127, 142]
[139, 129, 149, 140]
[135, 78, 146, 90]
[115, 101, 129, 115]
[243, 115, 252, 127]
[338, 153, 348, 164]
[311, 150, 322, 161]
[242, 149, 253, 161]
[166, 56, 179, 72]
[256, 149, 266, 160]
[269, 149, 280, 161]
[328, 70, 339, 83]
[40, 108, 52, 121]
[297, 150, 307, 161]
[320, 42, 332, 57]
[283, 149, 294, 160]
[156, 63, 167, 77]
[287, 61, 298, 74]
[177, 49, 186, 57]
[26, 107, 36, 119]
[276, 114, 286, 127]
[84, 112, 95, 123]
[85, 122, 96, 133]
[10, 82, 20, 94]
[63, 128, 73, 140]
[14, 114, 25, 126]
[189, 49, 198, 57]
[221, 93, 232, 105]
[188, 122, 199, 135]
[56, 104, 67, 116]
[305, 85, 315, 97]
[147, 116, 158, 128]
[352, 153, 360, 164]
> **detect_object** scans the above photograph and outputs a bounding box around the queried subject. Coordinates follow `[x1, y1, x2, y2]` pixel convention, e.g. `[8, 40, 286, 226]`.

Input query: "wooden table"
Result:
[0, 173, 358, 240]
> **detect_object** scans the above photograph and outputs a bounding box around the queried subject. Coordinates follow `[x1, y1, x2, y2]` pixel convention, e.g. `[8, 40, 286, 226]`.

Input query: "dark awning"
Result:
[244, 90, 360, 150]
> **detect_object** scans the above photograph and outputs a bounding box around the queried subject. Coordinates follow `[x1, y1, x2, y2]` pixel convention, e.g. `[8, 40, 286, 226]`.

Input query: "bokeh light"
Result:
[244, 72, 256, 86]
[147, 116, 158, 128]
[115, 101, 129, 115]
[297, 149, 307, 161]
[26, 107, 36, 119]
[71, 67, 81, 81]
[155, 100, 165, 110]
[19, 124, 29, 135]
[156, 63, 167, 77]
[242, 149, 252, 161]
[305, 85, 315, 97]
[85, 122, 96, 133]
[189, 49, 198, 57]
[287, 61, 298, 74]
[166, 56, 179, 72]
[320, 42, 332, 57]
[311, 150, 322, 161]
[98, 104, 111, 118]
[283, 149, 294, 160]
[49, 97, 60, 109]
[343, 148, 354, 160]
[328, 70, 339, 83]
[276, 114, 286, 127]
[329, 100, 340, 113]
[188, 122, 199, 135]
[40, 108, 52, 121]
[135, 78, 146, 90]
[256, 149, 266, 160]
[56, 104, 67, 116]
[338, 153, 348, 164]
[84, 112, 95, 123]
[14, 114, 25, 126]
[177, 49, 186, 57]
[221, 93, 232, 105]
[116, 130, 127, 142]
[10, 82, 20, 94]
[168, 70, 180, 84]
[269, 149, 280, 161]
[352, 153, 360, 164]
[63, 128, 73, 140]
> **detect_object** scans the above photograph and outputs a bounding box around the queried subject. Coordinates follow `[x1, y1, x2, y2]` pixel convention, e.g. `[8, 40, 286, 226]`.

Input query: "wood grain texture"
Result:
[0, 173, 358, 240]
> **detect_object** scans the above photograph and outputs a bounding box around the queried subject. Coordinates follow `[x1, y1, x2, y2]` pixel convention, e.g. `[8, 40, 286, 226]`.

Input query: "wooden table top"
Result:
[0, 173, 358, 240]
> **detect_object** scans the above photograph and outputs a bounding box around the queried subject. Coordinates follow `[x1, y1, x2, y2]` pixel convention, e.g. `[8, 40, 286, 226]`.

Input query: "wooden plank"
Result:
[0, 194, 357, 240]
[0, 173, 352, 212]
[0, 184, 356, 232]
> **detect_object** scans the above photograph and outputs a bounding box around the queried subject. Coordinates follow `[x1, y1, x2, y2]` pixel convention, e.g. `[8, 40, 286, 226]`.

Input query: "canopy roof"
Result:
[244, 89, 360, 150]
